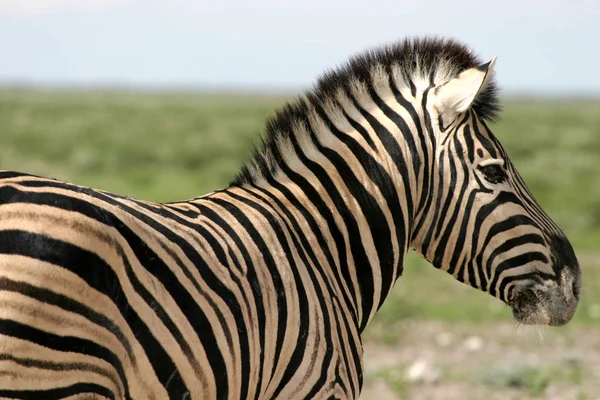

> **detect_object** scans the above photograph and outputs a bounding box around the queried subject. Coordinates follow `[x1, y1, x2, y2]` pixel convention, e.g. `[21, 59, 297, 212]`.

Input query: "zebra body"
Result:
[0, 37, 581, 399]
[0, 173, 363, 399]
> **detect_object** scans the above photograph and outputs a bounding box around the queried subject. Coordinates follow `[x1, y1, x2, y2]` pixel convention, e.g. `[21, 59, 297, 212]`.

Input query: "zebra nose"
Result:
[572, 276, 581, 301]
[549, 267, 581, 326]
[566, 260, 582, 302]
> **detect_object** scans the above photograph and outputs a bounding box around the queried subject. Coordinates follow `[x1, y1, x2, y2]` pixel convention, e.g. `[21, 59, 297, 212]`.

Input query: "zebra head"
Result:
[412, 55, 581, 326]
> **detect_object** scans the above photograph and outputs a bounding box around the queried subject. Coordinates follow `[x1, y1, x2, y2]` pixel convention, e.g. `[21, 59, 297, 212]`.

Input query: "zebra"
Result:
[0, 36, 580, 399]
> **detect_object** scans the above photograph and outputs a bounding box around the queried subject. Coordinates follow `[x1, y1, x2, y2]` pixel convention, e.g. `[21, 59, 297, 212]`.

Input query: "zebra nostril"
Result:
[572, 279, 581, 301]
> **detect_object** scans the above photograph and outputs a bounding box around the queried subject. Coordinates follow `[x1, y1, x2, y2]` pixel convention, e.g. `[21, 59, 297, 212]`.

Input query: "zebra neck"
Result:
[228, 85, 433, 329]
[218, 160, 411, 331]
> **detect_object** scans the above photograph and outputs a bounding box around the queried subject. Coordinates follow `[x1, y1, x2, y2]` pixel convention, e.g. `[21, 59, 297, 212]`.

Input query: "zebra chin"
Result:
[509, 267, 581, 327]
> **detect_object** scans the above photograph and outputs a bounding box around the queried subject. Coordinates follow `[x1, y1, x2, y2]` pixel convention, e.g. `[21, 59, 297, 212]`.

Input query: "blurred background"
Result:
[1, 1, 599, 399]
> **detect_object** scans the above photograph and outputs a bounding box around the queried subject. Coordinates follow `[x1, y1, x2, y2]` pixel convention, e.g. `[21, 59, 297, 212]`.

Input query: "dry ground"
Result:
[361, 321, 600, 400]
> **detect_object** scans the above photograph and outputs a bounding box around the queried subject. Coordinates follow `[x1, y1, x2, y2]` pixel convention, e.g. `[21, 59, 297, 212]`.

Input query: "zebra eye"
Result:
[478, 163, 506, 184]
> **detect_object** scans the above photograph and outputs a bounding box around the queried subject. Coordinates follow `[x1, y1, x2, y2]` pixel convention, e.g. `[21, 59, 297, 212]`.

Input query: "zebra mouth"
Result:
[509, 287, 552, 325]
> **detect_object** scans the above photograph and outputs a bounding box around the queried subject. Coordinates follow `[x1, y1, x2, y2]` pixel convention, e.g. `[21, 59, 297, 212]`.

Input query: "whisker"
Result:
[535, 325, 545, 345]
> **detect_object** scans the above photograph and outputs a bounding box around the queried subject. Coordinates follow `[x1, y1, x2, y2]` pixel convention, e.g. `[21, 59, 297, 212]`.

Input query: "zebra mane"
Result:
[231, 36, 500, 186]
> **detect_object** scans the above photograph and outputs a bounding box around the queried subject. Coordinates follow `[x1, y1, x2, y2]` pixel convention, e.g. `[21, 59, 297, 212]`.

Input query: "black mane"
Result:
[231, 36, 501, 186]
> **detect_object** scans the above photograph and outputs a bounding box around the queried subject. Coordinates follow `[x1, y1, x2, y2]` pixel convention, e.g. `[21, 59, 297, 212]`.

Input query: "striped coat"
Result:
[0, 36, 580, 399]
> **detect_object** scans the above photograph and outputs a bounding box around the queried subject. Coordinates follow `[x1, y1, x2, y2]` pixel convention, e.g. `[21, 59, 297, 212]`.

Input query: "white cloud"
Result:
[0, 0, 130, 15]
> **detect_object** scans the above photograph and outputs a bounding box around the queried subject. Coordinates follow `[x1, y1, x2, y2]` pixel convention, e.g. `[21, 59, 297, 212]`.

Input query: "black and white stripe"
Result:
[0, 37, 580, 399]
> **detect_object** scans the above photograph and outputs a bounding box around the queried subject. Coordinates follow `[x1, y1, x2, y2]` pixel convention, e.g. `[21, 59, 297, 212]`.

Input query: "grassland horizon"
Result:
[0, 89, 598, 331]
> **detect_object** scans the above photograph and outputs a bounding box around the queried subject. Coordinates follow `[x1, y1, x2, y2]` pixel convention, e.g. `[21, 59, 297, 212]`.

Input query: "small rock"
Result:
[405, 358, 440, 384]
[435, 332, 454, 347]
[464, 336, 484, 352]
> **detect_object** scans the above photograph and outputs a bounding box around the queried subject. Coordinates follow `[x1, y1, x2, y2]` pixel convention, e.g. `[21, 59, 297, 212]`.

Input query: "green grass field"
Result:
[1, 90, 599, 335]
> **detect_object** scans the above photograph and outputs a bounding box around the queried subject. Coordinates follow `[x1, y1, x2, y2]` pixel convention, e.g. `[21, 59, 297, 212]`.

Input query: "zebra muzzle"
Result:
[510, 268, 581, 326]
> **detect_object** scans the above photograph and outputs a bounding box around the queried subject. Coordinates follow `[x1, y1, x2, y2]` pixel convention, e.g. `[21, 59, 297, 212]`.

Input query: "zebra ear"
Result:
[435, 57, 497, 116]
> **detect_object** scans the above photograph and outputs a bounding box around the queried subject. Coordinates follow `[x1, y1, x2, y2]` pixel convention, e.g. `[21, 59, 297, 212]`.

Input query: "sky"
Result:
[0, 0, 598, 95]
